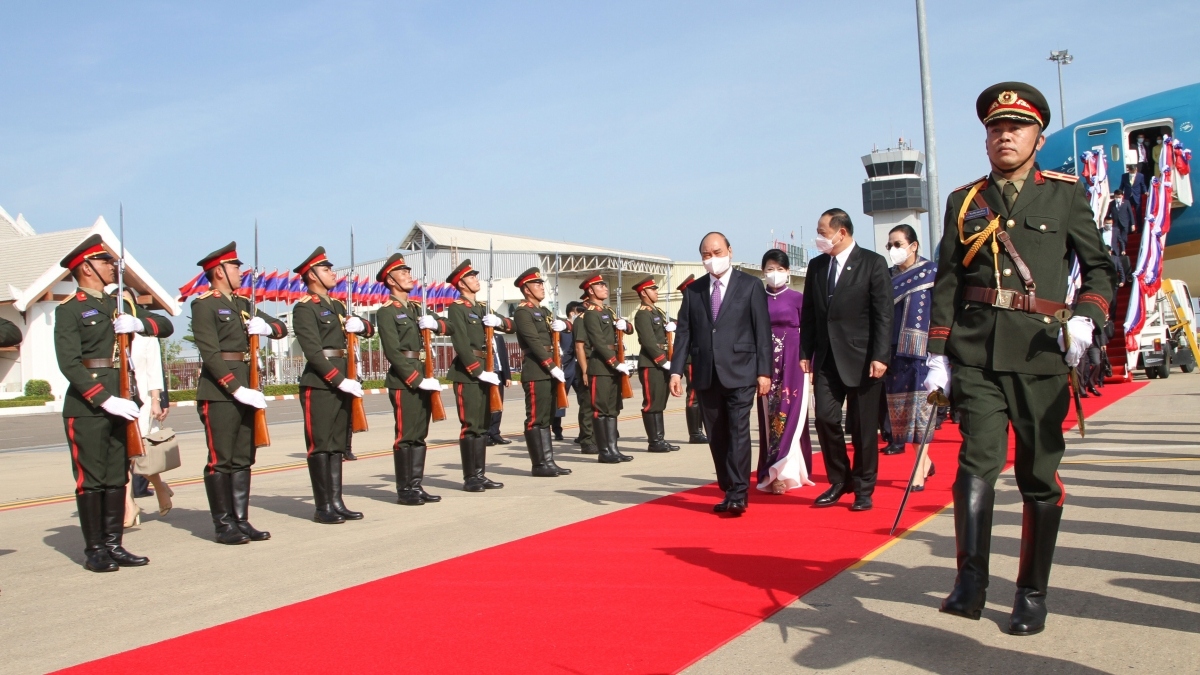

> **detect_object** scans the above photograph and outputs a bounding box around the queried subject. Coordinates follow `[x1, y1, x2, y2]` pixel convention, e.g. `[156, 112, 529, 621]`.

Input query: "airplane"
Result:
[1039, 82, 1199, 289]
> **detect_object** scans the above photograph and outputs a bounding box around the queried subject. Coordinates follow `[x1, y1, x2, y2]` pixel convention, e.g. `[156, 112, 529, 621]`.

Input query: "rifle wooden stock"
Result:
[248, 333, 271, 448]
[424, 328, 447, 422]
[117, 333, 145, 458]
[616, 328, 633, 399]
[667, 331, 675, 362]
[485, 326, 504, 412]
[347, 332, 369, 432]
[552, 330, 569, 409]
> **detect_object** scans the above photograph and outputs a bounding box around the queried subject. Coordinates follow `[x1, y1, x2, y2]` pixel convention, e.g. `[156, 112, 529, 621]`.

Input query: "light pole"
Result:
[1048, 49, 1073, 129]
[915, 0, 941, 243]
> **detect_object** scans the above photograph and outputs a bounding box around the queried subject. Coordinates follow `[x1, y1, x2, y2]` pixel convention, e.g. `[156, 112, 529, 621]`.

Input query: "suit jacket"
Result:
[799, 244, 892, 387]
[558, 319, 577, 388]
[1105, 198, 1134, 254]
[1118, 172, 1147, 208]
[494, 333, 512, 385]
[669, 268, 771, 390]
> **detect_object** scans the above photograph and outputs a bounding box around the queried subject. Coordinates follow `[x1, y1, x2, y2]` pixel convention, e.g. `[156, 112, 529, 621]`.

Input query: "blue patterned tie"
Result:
[711, 279, 722, 322]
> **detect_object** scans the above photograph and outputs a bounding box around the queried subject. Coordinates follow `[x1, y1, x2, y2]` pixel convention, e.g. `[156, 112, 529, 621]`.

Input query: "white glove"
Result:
[615, 318, 628, 331]
[337, 378, 364, 397]
[100, 396, 140, 420]
[112, 314, 140, 334]
[923, 354, 951, 396]
[665, 321, 677, 332]
[232, 387, 268, 409]
[1057, 316, 1094, 367]
[246, 316, 273, 336]
[418, 377, 442, 391]
[551, 319, 567, 332]
[418, 315, 438, 330]
[478, 371, 501, 386]
[482, 314, 503, 327]
[343, 316, 366, 334]
[662, 360, 671, 370]
[615, 363, 633, 376]
[550, 367, 565, 382]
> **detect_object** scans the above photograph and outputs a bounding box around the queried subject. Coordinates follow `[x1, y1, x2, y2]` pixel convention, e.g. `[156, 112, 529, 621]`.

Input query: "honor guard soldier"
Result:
[191, 243, 288, 544]
[676, 275, 708, 443]
[512, 267, 572, 477]
[0, 316, 21, 347]
[925, 83, 1113, 636]
[54, 234, 174, 572]
[572, 293, 598, 454]
[375, 253, 451, 505]
[292, 247, 375, 523]
[632, 277, 679, 453]
[579, 275, 635, 463]
[445, 260, 514, 491]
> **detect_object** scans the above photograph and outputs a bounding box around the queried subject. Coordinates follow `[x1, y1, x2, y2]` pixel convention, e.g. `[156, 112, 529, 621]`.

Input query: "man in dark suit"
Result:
[487, 331, 514, 446]
[800, 208, 892, 512]
[1105, 191, 1134, 257]
[670, 232, 772, 515]
[1117, 165, 1146, 225]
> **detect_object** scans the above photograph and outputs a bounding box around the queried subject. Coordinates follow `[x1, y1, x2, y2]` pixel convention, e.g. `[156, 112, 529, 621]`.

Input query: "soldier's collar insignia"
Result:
[213, 291, 222, 298]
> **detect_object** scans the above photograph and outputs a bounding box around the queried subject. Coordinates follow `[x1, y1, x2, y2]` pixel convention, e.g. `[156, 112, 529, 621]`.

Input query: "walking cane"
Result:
[889, 388, 950, 536]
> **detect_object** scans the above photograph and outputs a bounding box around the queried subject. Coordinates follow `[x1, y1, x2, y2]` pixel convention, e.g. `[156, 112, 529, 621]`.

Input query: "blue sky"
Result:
[2, 0, 1198, 299]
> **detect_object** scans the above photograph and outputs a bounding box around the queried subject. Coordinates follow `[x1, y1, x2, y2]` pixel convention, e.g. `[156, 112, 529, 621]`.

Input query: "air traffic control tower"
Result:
[861, 139, 929, 254]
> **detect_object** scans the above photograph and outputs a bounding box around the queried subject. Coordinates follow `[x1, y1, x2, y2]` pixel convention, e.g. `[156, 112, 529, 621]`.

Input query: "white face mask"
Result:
[764, 270, 789, 287]
[888, 246, 911, 266]
[814, 236, 834, 255]
[704, 255, 731, 277]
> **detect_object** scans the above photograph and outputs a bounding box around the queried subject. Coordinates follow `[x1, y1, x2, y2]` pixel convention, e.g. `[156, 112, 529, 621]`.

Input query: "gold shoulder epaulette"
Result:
[196, 290, 214, 300]
[298, 295, 311, 303]
[1041, 170, 1079, 183]
[59, 295, 75, 305]
[953, 176, 988, 192]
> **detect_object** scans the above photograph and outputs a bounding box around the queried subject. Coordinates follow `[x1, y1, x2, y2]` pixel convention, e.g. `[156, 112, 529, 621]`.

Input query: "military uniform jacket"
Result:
[0, 316, 21, 348]
[928, 167, 1114, 375]
[377, 299, 450, 391]
[581, 304, 633, 376]
[54, 288, 173, 418]
[513, 301, 556, 381]
[634, 305, 669, 368]
[291, 293, 375, 390]
[446, 299, 513, 383]
[192, 291, 288, 402]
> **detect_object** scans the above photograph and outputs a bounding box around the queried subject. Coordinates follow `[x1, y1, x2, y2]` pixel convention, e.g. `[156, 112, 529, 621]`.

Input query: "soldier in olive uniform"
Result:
[676, 275, 708, 443]
[512, 267, 571, 477]
[291, 247, 375, 523]
[632, 276, 679, 453]
[191, 243, 288, 544]
[445, 260, 515, 492]
[579, 275, 635, 464]
[925, 83, 1113, 636]
[572, 293, 598, 454]
[0, 316, 21, 347]
[54, 234, 174, 572]
[375, 253, 452, 505]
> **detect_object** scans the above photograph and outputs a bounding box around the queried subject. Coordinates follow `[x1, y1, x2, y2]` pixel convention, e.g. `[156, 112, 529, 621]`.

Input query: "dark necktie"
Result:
[826, 256, 839, 302]
[1003, 181, 1018, 212]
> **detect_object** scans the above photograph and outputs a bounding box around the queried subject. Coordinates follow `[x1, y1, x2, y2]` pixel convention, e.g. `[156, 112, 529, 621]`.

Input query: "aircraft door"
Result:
[1074, 120, 1123, 170]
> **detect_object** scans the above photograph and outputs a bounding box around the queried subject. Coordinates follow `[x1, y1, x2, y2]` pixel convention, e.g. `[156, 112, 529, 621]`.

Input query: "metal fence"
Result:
[166, 339, 526, 390]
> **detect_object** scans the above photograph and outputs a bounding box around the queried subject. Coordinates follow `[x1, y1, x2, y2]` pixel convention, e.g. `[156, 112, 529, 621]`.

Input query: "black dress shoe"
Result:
[850, 495, 873, 511]
[726, 499, 747, 516]
[713, 498, 731, 513]
[813, 483, 848, 507]
[927, 462, 936, 478]
[882, 443, 906, 455]
[491, 435, 512, 445]
[911, 484, 926, 493]
[1087, 385, 1102, 397]
[343, 449, 358, 461]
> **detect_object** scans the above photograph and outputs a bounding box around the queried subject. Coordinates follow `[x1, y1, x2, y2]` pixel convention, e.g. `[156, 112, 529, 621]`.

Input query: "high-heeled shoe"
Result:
[926, 462, 936, 478]
[156, 484, 174, 517]
[124, 503, 142, 528]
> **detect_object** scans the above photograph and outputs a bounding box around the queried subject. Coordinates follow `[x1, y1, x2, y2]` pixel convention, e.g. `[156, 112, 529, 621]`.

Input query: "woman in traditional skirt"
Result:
[755, 249, 816, 494]
[884, 225, 938, 490]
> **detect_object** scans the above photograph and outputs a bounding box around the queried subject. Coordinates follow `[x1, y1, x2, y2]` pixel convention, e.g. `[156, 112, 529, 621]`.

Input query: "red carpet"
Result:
[59, 381, 1144, 674]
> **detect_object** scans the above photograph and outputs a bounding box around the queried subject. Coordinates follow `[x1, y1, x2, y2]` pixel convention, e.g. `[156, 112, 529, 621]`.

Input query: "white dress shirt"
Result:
[709, 266, 733, 310]
[832, 242, 857, 286]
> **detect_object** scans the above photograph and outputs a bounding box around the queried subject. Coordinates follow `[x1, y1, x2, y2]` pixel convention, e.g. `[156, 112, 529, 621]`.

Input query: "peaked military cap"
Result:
[676, 274, 696, 292]
[977, 82, 1051, 129]
[578, 274, 606, 291]
[446, 259, 478, 286]
[197, 241, 242, 271]
[376, 253, 411, 282]
[633, 276, 657, 293]
[60, 233, 113, 270]
[294, 247, 333, 276]
[514, 267, 544, 287]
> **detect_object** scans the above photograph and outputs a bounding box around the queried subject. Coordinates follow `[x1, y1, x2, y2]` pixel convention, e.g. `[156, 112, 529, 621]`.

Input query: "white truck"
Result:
[1137, 279, 1198, 379]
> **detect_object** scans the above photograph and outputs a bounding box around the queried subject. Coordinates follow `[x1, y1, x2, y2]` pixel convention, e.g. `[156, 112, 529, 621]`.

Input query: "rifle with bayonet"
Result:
[422, 239, 447, 421]
[485, 240, 504, 413]
[115, 204, 145, 458]
[347, 228, 369, 433]
[249, 221, 271, 447]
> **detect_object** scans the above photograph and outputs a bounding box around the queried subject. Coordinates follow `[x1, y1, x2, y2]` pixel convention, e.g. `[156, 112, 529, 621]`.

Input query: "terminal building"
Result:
[861, 139, 929, 255]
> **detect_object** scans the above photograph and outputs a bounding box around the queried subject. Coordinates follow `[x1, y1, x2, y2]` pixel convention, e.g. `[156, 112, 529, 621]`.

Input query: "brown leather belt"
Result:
[963, 286, 1068, 316]
[82, 358, 114, 369]
[322, 349, 346, 358]
[471, 349, 487, 358]
[220, 351, 250, 362]
[400, 350, 423, 359]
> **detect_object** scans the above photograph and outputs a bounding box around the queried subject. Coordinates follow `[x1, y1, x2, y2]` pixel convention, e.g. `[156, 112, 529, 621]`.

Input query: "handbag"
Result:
[133, 423, 181, 476]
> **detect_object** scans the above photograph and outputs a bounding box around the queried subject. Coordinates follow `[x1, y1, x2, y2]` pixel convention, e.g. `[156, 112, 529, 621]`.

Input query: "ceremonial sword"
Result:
[1055, 308, 1086, 438]
[889, 388, 949, 536]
